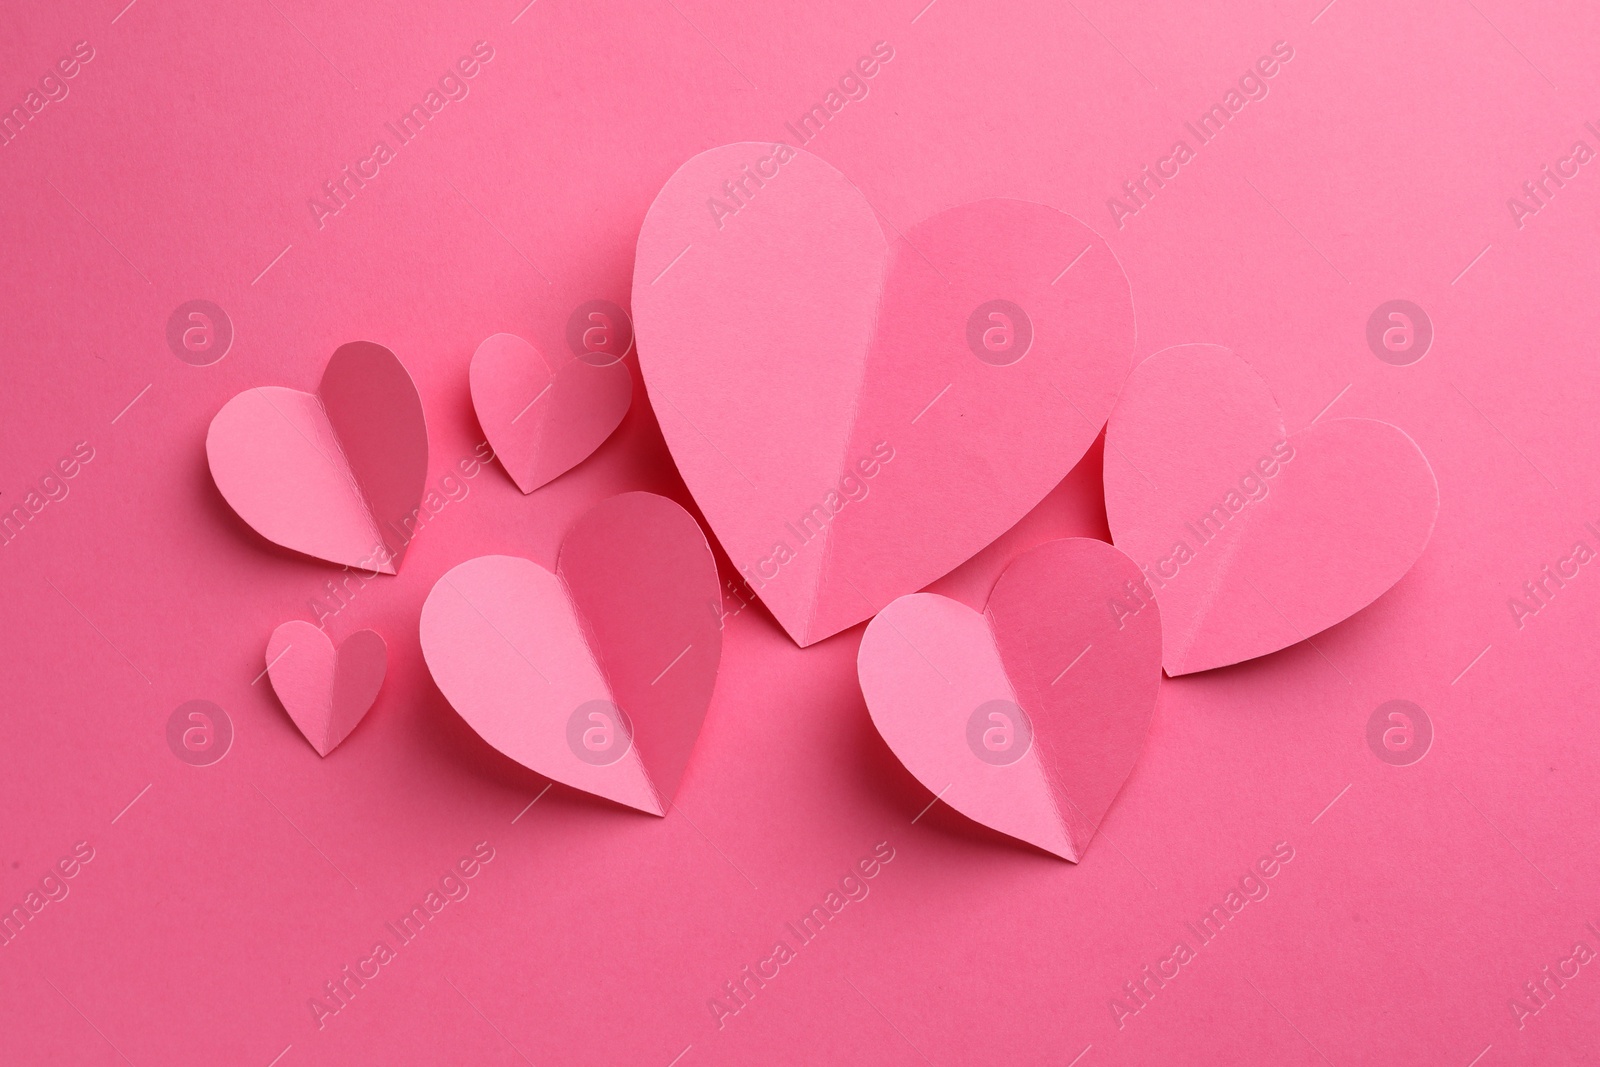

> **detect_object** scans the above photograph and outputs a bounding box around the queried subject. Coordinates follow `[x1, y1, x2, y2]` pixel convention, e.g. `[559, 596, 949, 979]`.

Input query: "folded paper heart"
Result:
[1103, 344, 1440, 675]
[265, 621, 387, 756]
[633, 143, 1134, 647]
[469, 332, 632, 493]
[857, 538, 1162, 862]
[419, 492, 722, 814]
[206, 341, 429, 573]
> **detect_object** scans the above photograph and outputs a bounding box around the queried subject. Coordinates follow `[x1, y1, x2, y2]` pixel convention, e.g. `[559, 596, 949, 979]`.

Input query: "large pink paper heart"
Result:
[633, 143, 1134, 647]
[265, 621, 387, 757]
[857, 538, 1162, 862]
[418, 492, 721, 814]
[469, 333, 632, 493]
[206, 341, 429, 573]
[1103, 345, 1440, 676]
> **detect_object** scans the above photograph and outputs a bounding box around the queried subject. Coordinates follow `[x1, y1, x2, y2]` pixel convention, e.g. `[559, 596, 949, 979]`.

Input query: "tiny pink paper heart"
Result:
[207, 341, 429, 573]
[1104, 345, 1440, 675]
[857, 538, 1162, 862]
[265, 621, 387, 756]
[419, 492, 722, 815]
[470, 333, 632, 493]
[633, 143, 1134, 647]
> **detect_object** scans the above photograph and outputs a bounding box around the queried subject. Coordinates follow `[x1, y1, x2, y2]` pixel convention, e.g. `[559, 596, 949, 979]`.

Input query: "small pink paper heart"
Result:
[1103, 344, 1440, 675]
[469, 333, 632, 493]
[857, 538, 1162, 862]
[207, 341, 429, 573]
[419, 492, 721, 814]
[265, 621, 387, 756]
[633, 143, 1134, 647]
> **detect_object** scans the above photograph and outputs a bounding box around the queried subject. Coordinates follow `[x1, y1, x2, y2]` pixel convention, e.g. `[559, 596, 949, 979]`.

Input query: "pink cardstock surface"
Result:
[5, 2, 1600, 1065]
[1104, 344, 1440, 675]
[633, 143, 1134, 646]
[858, 538, 1162, 862]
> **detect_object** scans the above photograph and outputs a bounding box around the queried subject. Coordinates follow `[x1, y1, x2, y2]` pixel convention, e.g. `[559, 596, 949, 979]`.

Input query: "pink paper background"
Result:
[3, 1, 1598, 1064]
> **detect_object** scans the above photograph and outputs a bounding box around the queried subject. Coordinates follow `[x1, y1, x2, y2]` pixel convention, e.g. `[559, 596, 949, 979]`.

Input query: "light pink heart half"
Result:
[206, 341, 429, 573]
[857, 538, 1162, 862]
[265, 621, 387, 756]
[418, 492, 722, 815]
[1104, 344, 1440, 675]
[469, 333, 632, 493]
[633, 143, 1134, 647]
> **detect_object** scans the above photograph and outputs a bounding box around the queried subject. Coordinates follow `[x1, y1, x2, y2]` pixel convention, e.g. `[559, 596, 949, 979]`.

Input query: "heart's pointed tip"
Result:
[504, 461, 538, 495]
[647, 784, 674, 818]
[1053, 833, 1084, 864]
[1167, 646, 1251, 676]
[1163, 647, 1205, 676]
[791, 606, 868, 649]
[779, 613, 816, 648]
[626, 792, 669, 817]
[1042, 819, 1083, 864]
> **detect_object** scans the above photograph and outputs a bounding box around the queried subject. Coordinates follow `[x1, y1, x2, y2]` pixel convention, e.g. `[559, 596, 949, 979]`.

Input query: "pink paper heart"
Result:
[858, 538, 1162, 861]
[206, 341, 429, 573]
[633, 143, 1134, 647]
[418, 492, 722, 814]
[265, 621, 387, 757]
[1103, 344, 1440, 676]
[469, 332, 632, 493]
